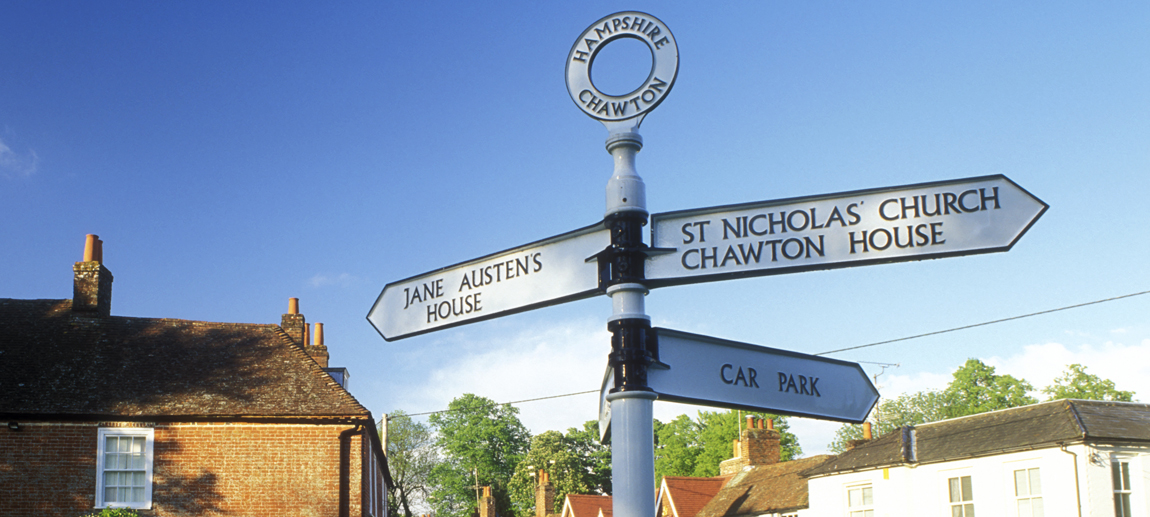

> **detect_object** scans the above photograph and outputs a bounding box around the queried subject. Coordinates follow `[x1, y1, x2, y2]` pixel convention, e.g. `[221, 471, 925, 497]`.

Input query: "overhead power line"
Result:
[816, 289, 1150, 356]
[389, 289, 1150, 422]
[387, 390, 598, 420]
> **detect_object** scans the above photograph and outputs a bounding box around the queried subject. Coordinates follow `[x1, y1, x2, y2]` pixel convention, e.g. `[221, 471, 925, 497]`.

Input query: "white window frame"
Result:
[1012, 467, 1043, 517]
[846, 483, 874, 517]
[947, 475, 975, 517]
[1112, 455, 1133, 517]
[95, 427, 154, 509]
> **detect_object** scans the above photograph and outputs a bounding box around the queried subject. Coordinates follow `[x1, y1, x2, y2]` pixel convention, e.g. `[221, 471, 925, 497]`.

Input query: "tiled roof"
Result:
[562, 494, 612, 517]
[0, 298, 369, 419]
[661, 476, 730, 517]
[803, 399, 1150, 477]
[695, 455, 833, 517]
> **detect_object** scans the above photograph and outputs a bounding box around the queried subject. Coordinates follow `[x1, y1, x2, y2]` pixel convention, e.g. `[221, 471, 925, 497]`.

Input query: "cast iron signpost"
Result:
[367, 11, 1047, 517]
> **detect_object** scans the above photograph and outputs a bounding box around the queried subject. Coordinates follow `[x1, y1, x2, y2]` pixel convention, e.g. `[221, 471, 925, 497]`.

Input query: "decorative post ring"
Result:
[566, 12, 679, 124]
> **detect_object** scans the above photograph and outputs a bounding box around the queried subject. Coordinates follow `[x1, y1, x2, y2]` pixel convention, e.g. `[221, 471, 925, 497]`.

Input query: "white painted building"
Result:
[803, 399, 1150, 517]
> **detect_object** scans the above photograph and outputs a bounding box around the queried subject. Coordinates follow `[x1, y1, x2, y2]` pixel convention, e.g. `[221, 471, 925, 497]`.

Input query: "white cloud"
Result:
[0, 136, 38, 178]
[987, 339, 1150, 400]
[308, 272, 358, 288]
[392, 319, 611, 435]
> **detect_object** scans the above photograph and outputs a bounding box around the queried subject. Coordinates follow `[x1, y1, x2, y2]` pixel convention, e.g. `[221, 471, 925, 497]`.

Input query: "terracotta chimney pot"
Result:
[289, 297, 300, 314]
[315, 322, 324, 347]
[863, 422, 873, 440]
[766, 418, 774, 430]
[83, 234, 98, 262]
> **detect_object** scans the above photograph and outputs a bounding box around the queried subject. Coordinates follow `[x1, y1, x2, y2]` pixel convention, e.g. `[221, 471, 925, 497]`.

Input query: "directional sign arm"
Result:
[367, 221, 611, 341]
[646, 328, 880, 423]
[646, 175, 1047, 289]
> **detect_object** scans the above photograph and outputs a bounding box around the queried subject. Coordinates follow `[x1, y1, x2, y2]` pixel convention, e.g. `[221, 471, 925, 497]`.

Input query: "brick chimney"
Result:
[719, 416, 781, 475]
[282, 297, 306, 344]
[280, 298, 331, 367]
[309, 322, 330, 368]
[73, 234, 113, 317]
[536, 470, 555, 517]
[479, 486, 496, 517]
[846, 422, 874, 451]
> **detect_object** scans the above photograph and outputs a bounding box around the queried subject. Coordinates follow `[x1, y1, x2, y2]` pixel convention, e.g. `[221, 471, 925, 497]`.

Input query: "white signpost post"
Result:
[367, 11, 1047, 517]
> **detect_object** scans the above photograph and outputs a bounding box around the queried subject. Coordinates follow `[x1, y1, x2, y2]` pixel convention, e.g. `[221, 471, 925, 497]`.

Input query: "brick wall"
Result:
[0, 421, 370, 517]
[0, 422, 100, 515]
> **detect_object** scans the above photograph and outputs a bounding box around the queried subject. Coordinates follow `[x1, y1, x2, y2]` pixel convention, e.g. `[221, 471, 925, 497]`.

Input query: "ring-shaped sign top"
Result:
[566, 12, 679, 122]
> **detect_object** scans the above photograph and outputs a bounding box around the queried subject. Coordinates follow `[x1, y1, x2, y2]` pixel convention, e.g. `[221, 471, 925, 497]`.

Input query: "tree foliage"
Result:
[384, 410, 439, 517]
[428, 394, 531, 517]
[831, 359, 1039, 453]
[507, 422, 611, 517]
[944, 359, 1036, 417]
[654, 410, 800, 481]
[1042, 363, 1135, 402]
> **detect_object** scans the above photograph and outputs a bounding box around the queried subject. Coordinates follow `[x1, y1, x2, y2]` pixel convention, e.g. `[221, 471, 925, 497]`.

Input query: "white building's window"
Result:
[1013, 468, 1043, 517]
[847, 485, 873, 517]
[95, 427, 154, 509]
[948, 475, 974, 516]
[1113, 458, 1132, 517]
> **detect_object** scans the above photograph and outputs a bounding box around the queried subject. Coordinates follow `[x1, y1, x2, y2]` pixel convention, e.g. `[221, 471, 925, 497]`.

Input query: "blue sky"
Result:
[4, 2, 1150, 459]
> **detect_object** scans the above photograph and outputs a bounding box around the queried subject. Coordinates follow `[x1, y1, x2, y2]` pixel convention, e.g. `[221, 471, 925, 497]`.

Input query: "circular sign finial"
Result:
[566, 12, 678, 130]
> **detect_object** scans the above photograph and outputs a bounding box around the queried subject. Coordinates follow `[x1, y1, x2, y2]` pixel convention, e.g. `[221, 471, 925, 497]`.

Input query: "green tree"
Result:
[829, 390, 954, 453]
[653, 414, 701, 481]
[384, 411, 439, 517]
[428, 394, 531, 517]
[945, 359, 1036, 417]
[1042, 363, 1135, 402]
[830, 359, 1038, 453]
[507, 422, 611, 517]
[654, 410, 800, 481]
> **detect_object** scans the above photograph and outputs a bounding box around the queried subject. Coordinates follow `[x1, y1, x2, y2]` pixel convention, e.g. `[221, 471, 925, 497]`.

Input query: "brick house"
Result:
[674, 417, 832, 517]
[657, 476, 729, 517]
[0, 235, 391, 516]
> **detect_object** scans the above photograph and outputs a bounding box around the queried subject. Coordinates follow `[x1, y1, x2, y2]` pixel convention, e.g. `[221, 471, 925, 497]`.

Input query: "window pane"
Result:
[1018, 499, 1031, 517]
[132, 471, 145, 487]
[1015, 469, 1028, 496]
[849, 489, 861, 507]
[1112, 462, 1122, 490]
[1118, 493, 1132, 517]
[951, 506, 963, 517]
[1121, 463, 1131, 491]
[1028, 468, 1041, 495]
[130, 453, 145, 470]
[1031, 497, 1043, 517]
[950, 478, 961, 503]
[862, 487, 873, 505]
[961, 476, 973, 501]
[131, 437, 144, 453]
[132, 487, 144, 502]
[964, 503, 974, 517]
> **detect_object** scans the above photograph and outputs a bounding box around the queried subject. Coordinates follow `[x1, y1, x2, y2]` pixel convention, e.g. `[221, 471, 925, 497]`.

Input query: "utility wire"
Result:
[387, 390, 598, 420]
[816, 289, 1150, 356]
[389, 289, 1150, 421]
